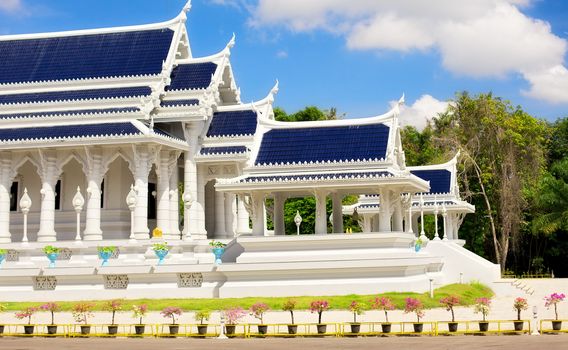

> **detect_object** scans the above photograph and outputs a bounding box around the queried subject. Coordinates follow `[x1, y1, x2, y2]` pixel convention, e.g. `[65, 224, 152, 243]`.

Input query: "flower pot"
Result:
[552, 320, 562, 331]
[212, 248, 225, 265]
[98, 251, 112, 267]
[316, 324, 327, 334]
[287, 324, 298, 335]
[169, 324, 179, 335]
[350, 323, 361, 334]
[108, 325, 118, 335]
[478, 321, 489, 332]
[47, 253, 59, 268]
[80, 325, 91, 335]
[47, 325, 58, 335]
[0, 325, 4, 334]
[448, 322, 458, 332]
[24, 325, 34, 335]
[0, 254, 5, 267]
[381, 323, 392, 333]
[154, 250, 168, 265]
[134, 325, 145, 335]
[413, 323, 423, 333]
[197, 324, 208, 336]
[225, 324, 236, 335]
[415, 244, 421, 252]
[513, 321, 524, 331]
[257, 325, 268, 334]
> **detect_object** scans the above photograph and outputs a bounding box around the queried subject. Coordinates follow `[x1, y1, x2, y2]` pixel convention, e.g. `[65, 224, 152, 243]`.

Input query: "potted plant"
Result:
[161, 307, 182, 335]
[371, 296, 395, 333]
[414, 238, 423, 252]
[209, 240, 227, 265]
[348, 301, 365, 334]
[72, 302, 95, 335]
[282, 299, 298, 334]
[474, 297, 491, 332]
[0, 303, 5, 334]
[310, 300, 330, 334]
[250, 302, 270, 335]
[404, 298, 425, 333]
[43, 246, 60, 268]
[440, 295, 460, 332]
[104, 299, 123, 335]
[545, 292, 565, 331]
[97, 246, 116, 267]
[152, 243, 169, 265]
[223, 307, 246, 336]
[0, 248, 6, 267]
[513, 297, 528, 331]
[15, 306, 38, 335]
[40, 302, 60, 335]
[132, 304, 148, 335]
[194, 310, 211, 336]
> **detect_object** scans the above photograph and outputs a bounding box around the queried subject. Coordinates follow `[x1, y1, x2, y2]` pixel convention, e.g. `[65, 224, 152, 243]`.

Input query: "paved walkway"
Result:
[0, 335, 566, 350]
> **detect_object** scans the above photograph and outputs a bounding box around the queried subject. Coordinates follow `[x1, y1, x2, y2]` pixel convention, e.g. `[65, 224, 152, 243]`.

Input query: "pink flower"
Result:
[544, 293, 565, 320]
[404, 298, 425, 322]
[370, 297, 396, 323]
[223, 307, 246, 325]
[250, 303, 270, 324]
[161, 307, 183, 324]
[15, 306, 38, 325]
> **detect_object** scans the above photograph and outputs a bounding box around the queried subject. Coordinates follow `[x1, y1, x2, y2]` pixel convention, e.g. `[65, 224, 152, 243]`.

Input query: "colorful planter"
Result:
[154, 249, 168, 265]
[212, 248, 225, 265]
[98, 251, 112, 267]
[47, 253, 59, 268]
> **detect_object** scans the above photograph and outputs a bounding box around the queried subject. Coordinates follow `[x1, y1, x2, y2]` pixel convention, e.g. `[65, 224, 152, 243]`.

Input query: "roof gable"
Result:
[254, 123, 390, 165]
[0, 86, 151, 105]
[0, 29, 174, 84]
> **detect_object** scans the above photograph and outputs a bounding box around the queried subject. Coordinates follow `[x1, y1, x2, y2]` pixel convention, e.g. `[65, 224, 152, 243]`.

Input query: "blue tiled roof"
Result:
[0, 107, 139, 120]
[200, 146, 248, 155]
[0, 122, 141, 142]
[239, 171, 392, 183]
[0, 86, 151, 105]
[160, 99, 199, 107]
[255, 124, 390, 165]
[206, 110, 258, 137]
[412, 201, 458, 207]
[410, 169, 452, 194]
[0, 29, 174, 84]
[166, 62, 218, 91]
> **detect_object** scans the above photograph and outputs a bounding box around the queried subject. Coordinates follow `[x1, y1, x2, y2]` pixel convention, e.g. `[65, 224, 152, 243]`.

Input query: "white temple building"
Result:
[0, 3, 500, 301]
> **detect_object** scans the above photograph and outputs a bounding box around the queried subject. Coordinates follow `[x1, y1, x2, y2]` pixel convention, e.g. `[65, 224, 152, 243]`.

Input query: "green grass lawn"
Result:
[1, 282, 492, 312]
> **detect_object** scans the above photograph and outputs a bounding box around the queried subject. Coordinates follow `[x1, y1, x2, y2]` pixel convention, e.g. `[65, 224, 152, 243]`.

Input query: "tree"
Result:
[434, 92, 547, 271]
[532, 159, 568, 235]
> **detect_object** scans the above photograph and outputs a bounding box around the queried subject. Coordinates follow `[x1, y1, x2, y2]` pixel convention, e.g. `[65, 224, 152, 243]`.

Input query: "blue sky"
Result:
[0, 0, 567, 127]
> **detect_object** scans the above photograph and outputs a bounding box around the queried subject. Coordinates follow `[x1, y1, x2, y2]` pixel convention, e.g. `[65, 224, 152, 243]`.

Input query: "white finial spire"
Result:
[227, 33, 236, 50]
[398, 93, 405, 106]
[270, 79, 279, 97]
[183, 0, 192, 13]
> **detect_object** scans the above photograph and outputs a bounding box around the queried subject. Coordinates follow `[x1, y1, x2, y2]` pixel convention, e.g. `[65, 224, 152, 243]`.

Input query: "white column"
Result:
[251, 192, 265, 236]
[156, 150, 172, 238]
[392, 197, 403, 232]
[0, 153, 13, 243]
[362, 215, 372, 233]
[132, 146, 152, 240]
[412, 213, 419, 235]
[237, 195, 251, 234]
[183, 123, 207, 239]
[442, 205, 448, 241]
[83, 148, 104, 241]
[37, 151, 60, 242]
[372, 214, 380, 232]
[378, 189, 392, 232]
[314, 190, 328, 235]
[331, 192, 344, 233]
[169, 165, 180, 239]
[214, 189, 226, 238]
[273, 193, 285, 235]
[224, 193, 236, 238]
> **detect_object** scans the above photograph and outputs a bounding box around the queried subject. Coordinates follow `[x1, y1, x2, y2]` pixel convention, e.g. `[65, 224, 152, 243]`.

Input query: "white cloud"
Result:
[397, 95, 449, 131]
[0, 0, 21, 12]
[276, 50, 288, 58]
[522, 66, 568, 104]
[244, 0, 568, 104]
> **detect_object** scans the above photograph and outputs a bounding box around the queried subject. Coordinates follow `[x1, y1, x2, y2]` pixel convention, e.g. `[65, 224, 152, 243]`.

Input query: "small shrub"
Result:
[404, 298, 425, 322]
[440, 295, 460, 322]
[544, 293, 565, 320]
[370, 296, 395, 323]
[161, 307, 182, 325]
[132, 304, 148, 325]
[282, 299, 297, 324]
[103, 299, 123, 325]
[513, 297, 528, 321]
[250, 302, 270, 324]
[15, 306, 38, 325]
[349, 301, 366, 323]
[194, 310, 211, 325]
[310, 300, 330, 324]
[223, 307, 246, 325]
[40, 302, 60, 325]
[474, 297, 491, 322]
[72, 303, 95, 325]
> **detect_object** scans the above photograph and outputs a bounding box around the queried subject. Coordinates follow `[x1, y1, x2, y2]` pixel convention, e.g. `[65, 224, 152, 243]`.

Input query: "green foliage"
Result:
[97, 246, 116, 254]
[152, 243, 169, 252]
[194, 310, 211, 324]
[43, 246, 60, 255]
[1, 283, 491, 312]
[532, 158, 568, 235]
